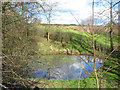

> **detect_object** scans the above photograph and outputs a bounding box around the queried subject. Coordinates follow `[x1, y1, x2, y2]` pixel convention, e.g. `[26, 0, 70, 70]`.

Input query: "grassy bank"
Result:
[31, 25, 119, 56]
[27, 25, 119, 88]
[28, 74, 118, 88]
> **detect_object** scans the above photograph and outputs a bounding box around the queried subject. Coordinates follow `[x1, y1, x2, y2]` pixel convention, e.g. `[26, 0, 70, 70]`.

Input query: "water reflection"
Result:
[30, 55, 103, 80]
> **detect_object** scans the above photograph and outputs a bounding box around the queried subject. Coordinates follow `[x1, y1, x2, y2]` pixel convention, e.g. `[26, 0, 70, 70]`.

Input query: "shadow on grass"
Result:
[70, 35, 93, 54]
[103, 50, 120, 83]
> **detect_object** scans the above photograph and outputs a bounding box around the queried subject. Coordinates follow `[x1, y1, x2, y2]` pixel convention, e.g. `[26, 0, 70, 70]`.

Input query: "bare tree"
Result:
[92, 0, 99, 88]
[43, 1, 57, 41]
[1, 1, 50, 88]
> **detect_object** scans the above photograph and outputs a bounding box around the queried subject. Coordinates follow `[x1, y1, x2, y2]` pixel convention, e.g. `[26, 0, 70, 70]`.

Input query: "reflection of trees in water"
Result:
[47, 68, 50, 79]
[31, 55, 103, 80]
[39, 62, 85, 80]
[49, 63, 71, 80]
[37, 55, 74, 68]
[80, 55, 103, 64]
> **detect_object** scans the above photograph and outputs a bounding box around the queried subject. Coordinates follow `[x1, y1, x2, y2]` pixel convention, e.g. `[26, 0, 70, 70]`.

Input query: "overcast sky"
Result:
[39, 0, 119, 25]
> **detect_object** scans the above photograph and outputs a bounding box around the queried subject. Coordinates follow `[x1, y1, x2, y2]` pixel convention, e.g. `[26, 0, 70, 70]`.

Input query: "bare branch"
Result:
[97, 44, 120, 70]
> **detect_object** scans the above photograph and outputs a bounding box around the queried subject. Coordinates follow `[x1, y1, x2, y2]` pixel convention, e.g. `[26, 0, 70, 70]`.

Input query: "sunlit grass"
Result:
[27, 75, 118, 88]
[31, 25, 118, 57]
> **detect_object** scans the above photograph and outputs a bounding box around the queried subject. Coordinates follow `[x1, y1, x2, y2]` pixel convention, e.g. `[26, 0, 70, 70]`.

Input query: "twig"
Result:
[102, 64, 120, 75]
[0, 84, 8, 89]
[78, 56, 94, 71]
[97, 44, 120, 71]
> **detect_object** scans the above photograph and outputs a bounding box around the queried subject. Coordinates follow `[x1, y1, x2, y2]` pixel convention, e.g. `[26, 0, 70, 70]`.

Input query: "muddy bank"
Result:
[40, 48, 92, 55]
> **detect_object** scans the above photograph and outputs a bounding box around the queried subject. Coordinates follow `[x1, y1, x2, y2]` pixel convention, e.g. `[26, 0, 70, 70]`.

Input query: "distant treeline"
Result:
[35, 23, 105, 27]
[39, 24, 77, 26]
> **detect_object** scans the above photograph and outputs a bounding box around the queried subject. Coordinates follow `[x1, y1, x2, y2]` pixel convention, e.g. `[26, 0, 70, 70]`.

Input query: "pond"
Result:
[29, 55, 103, 80]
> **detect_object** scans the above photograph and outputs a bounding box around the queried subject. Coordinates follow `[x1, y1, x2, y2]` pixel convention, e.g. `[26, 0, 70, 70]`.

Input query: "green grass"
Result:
[28, 75, 118, 88]
[30, 25, 119, 56]
[28, 25, 119, 88]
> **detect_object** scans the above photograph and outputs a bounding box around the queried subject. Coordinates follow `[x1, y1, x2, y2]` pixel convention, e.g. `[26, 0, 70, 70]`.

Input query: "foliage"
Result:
[2, 3, 39, 87]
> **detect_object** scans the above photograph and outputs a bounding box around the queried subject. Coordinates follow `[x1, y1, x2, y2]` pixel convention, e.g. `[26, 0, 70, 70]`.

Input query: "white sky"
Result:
[40, 0, 119, 25]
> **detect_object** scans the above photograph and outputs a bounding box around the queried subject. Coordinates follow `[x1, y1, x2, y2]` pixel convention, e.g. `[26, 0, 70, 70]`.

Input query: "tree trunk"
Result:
[92, 0, 99, 88]
[95, 40, 97, 49]
[47, 32, 50, 41]
[110, 0, 114, 51]
[61, 37, 63, 44]
[118, 3, 120, 88]
[110, 31, 113, 51]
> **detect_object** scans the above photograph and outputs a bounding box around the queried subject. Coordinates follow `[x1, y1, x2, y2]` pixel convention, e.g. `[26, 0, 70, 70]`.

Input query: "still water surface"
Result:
[30, 55, 102, 80]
